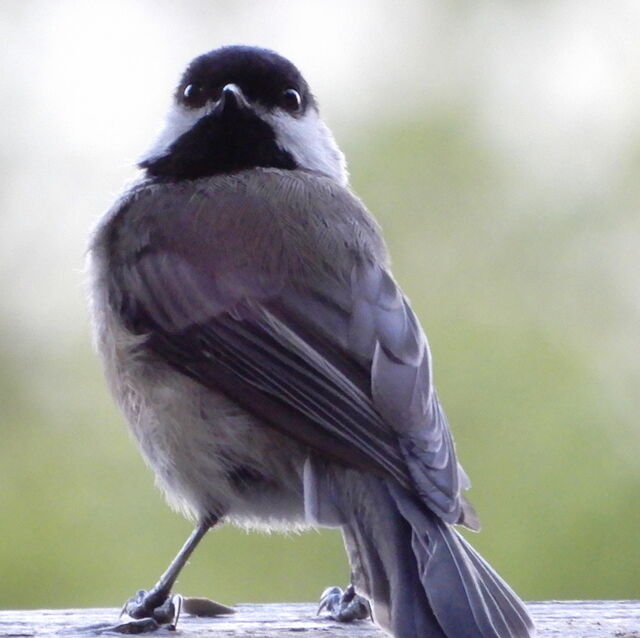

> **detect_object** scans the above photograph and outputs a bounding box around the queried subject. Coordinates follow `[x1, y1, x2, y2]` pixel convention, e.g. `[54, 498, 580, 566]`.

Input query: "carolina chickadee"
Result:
[88, 45, 534, 638]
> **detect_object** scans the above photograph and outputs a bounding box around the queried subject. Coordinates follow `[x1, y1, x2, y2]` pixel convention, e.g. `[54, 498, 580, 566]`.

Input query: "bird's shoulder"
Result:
[99, 169, 388, 284]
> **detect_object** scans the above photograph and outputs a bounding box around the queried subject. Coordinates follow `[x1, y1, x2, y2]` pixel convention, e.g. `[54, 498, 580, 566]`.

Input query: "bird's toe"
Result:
[318, 584, 371, 623]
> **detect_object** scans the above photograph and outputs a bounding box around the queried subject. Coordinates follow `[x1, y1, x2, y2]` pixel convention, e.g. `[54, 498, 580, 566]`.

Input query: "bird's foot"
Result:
[318, 584, 371, 623]
[99, 593, 234, 634]
[114, 590, 182, 633]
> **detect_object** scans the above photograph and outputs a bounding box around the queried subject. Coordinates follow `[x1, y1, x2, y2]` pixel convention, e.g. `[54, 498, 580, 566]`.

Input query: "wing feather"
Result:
[107, 175, 476, 527]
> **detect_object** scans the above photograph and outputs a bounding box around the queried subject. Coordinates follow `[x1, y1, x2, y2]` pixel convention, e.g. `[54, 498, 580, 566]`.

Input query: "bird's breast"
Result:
[87, 234, 309, 529]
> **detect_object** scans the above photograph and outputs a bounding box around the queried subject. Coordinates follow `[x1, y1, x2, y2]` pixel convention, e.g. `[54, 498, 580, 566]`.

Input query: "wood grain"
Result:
[0, 601, 638, 637]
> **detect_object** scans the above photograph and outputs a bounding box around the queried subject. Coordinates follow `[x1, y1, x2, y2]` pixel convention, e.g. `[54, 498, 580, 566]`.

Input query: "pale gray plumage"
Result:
[88, 45, 534, 638]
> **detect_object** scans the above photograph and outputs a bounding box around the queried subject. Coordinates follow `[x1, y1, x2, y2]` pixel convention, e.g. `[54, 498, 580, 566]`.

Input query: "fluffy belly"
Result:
[109, 337, 309, 529]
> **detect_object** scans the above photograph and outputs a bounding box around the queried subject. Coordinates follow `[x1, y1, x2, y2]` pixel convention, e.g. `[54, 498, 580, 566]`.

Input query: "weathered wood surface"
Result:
[0, 601, 638, 637]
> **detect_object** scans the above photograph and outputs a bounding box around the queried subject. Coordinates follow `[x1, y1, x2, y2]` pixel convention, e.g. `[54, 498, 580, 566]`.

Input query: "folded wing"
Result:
[108, 178, 475, 527]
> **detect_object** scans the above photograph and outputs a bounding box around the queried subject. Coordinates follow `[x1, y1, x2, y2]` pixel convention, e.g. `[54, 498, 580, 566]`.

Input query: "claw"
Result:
[108, 521, 217, 633]
[150, 593, 180, 626]
[123, 589, 172, 621]
[167, 594, 182, 630]
[112, 591, 183, 633]
[318, 584, 372, 623]
[120, 590, 146, 619]
[109, 591, 233, 633]
[318, 586, 343, 615]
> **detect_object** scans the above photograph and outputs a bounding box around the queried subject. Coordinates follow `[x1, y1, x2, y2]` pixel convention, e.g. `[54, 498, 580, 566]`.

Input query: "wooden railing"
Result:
[1, 601, 638, 636]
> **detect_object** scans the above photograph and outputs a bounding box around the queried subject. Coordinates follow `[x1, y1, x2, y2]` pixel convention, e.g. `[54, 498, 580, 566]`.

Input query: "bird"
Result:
[87, 45, 535, 637]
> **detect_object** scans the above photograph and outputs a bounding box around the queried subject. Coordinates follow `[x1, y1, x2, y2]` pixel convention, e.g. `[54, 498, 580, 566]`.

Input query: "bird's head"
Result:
[140, 45, 347, 185]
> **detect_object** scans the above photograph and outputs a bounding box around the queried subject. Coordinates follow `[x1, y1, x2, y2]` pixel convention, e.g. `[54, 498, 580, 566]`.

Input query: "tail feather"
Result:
[460, 534, 534, 635]
[341, 488, 448, 637]
[392, 482, 534, 637]
[304, 459, 534, 637]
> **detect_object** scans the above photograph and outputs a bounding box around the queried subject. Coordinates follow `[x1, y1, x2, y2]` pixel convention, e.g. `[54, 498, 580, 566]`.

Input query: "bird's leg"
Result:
[115, 516, 217, 633]
[318, 583, 372, 623]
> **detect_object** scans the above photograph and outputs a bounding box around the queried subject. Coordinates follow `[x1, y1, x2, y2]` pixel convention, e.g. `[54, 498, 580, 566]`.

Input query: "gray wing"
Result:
[107, 177, 475, 528]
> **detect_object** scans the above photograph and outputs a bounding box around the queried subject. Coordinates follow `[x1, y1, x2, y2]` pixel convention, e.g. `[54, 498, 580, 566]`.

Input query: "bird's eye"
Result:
[182, 83, 203, 106]
[280, 88, 302, 113]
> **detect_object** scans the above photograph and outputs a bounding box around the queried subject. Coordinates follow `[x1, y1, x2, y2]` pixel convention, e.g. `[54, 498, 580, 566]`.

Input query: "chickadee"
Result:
[88, 45, 535, 637]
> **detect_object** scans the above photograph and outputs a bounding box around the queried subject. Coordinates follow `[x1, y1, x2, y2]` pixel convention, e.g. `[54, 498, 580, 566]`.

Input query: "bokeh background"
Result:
[2, 0, 639, 610]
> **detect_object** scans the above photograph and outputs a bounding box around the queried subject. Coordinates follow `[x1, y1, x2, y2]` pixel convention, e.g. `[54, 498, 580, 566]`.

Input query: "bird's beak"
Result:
[216, 83, 250, 113]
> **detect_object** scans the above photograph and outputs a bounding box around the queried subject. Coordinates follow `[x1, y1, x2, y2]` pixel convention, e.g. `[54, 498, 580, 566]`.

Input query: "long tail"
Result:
[307, 464, 535, 637]
[388, 481, 534, 637]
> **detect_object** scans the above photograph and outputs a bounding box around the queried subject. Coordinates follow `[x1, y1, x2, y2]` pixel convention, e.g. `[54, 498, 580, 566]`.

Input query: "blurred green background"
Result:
[2, 0, 639, 610]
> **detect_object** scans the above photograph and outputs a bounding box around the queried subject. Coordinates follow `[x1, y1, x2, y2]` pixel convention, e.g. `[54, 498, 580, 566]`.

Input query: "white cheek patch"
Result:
[267, 110, 348, 186]
[139, 101, 349, 187]
[139, 103, 210, 165]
